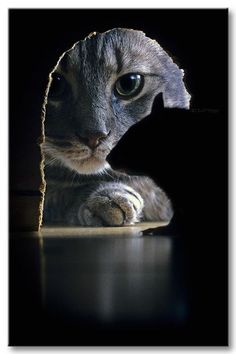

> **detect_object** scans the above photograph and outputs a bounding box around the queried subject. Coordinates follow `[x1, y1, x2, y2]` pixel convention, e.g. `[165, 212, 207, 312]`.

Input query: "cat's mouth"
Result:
[43, 136, 112, 174]
[67, 147, 113, 174]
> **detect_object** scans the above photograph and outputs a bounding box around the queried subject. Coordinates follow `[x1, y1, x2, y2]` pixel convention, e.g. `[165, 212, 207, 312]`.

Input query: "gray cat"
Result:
[41, 28, 190, 226]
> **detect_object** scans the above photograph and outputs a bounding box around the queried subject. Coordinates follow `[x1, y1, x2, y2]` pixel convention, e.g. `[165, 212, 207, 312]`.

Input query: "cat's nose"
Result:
[77, 130, 110, 149]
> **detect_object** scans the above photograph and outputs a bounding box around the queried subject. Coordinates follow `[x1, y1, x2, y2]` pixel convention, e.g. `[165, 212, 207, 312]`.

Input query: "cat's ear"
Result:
[148, 37, 191, 109]
[162, 66, 191, 109]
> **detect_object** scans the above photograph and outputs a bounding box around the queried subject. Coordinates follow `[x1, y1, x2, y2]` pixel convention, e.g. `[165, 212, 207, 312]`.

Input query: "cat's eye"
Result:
[115, 73, 144, 99]
[49, 73, 66, 100]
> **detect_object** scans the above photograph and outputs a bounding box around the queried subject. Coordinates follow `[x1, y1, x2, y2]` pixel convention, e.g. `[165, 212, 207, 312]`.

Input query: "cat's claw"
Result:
[78, 183, 144, 226]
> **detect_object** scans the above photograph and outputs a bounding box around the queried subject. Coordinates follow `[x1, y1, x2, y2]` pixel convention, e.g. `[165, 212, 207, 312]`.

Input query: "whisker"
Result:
[44, 156, 59, 167]
[70, 170, 79, 186]
[103, 169, 114, 179]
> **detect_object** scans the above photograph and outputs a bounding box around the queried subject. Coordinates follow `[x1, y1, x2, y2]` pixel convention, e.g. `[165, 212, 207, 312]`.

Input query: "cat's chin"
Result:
[65, 156, 110, 175]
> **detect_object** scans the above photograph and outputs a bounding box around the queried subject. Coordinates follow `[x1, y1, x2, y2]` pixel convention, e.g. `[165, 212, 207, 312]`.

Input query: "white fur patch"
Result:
[42, 139, 110, 175]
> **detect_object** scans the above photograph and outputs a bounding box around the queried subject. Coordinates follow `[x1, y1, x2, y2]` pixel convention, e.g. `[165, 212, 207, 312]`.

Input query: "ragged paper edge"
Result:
[37, 50, 71, 231]
[38, 92, 47, 231]
[38, 72, 54, 231]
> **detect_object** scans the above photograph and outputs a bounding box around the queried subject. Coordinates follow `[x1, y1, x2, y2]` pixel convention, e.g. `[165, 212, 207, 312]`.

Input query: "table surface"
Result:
[9, 221, 228, 346]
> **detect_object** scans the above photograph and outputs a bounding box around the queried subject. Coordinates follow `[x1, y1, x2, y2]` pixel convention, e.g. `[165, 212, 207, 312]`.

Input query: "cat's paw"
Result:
[78, 183, 144, 226]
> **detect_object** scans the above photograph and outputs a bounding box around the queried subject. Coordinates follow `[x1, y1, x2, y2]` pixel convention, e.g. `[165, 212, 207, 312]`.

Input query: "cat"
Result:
[41, 28, 190, 226]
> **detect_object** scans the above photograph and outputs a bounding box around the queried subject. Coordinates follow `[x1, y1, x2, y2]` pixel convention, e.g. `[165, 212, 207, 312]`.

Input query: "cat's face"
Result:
[43, 28, 190, 174]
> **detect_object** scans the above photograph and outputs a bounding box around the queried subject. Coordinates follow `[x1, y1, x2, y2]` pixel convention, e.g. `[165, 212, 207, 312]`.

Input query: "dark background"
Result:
[9, 9, 228, 345]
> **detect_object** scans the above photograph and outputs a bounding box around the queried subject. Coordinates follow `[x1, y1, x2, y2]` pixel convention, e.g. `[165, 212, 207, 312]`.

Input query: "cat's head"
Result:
[43, 28, 191, 174]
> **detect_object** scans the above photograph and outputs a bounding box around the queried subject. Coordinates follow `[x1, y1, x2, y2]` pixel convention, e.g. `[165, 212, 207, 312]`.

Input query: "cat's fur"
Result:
[42, 28, 190, 226]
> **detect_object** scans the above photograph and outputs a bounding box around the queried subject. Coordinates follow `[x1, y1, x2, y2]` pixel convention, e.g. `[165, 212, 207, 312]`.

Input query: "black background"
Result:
[9, 9, 228, 346]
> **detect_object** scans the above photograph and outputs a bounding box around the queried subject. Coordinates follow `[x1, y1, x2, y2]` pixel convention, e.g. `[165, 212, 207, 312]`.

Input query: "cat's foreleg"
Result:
[78, 175, 173, 226]
[44, 176, 173, 226]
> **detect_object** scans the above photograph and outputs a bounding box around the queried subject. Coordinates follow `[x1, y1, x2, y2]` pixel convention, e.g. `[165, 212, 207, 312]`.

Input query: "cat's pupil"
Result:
[115, 73, 143, 98]
[119, 75, 137, 92]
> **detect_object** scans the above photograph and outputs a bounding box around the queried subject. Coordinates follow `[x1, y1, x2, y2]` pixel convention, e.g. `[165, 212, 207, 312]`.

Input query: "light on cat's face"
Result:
[43, 28, 190, 175]
[44, 69, 148, 174]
